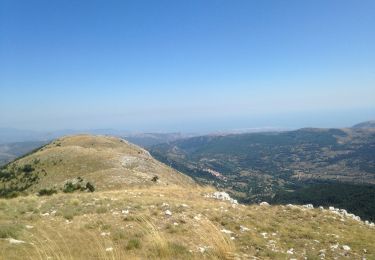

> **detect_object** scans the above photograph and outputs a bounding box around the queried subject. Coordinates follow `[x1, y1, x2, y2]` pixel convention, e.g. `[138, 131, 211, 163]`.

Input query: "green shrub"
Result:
[86, 182, 95, 192]
[38, 188, 57, 196]
[21, 164, 34, 173]
[0, 224, 21, 238]
[63, 182, 76, 193]
[0, 190, 21, 199]
[126, 238, 141, 250]
[63, 178, 95, 193]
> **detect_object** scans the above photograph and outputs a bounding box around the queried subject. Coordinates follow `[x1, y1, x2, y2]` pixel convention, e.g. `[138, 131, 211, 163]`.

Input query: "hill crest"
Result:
[0, 134, 194, 195]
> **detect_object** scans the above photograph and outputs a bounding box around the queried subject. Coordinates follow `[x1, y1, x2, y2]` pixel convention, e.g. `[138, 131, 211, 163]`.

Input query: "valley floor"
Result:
[0, 186, 374, 259]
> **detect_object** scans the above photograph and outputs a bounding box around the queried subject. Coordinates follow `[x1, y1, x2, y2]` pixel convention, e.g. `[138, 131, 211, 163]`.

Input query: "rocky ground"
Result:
[1, 186, 374, 259]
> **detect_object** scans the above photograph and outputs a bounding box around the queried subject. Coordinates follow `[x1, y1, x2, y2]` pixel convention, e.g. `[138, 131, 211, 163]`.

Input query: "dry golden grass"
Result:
[1, 135, 374, 259]
[0, 185, 374, 259]
[3, 134, 195, 193]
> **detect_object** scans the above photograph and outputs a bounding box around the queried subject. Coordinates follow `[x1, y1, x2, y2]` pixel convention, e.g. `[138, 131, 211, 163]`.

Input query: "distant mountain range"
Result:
[124, 132, 197, 147]
[149, 123, 375, 221]
[352, 120, 375, 129]
[0, 128, 130, 144]
[0, 120, 373, 165]
[0, 127, 198, 146]
[0, 141, 48, 166]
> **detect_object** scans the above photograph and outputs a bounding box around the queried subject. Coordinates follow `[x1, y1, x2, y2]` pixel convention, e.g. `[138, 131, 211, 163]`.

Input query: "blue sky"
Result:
[1, 0, 374, 132]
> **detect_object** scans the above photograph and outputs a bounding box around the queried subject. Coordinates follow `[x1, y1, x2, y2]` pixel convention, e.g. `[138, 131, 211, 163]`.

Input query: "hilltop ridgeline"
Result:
[0, 134, 194, 197]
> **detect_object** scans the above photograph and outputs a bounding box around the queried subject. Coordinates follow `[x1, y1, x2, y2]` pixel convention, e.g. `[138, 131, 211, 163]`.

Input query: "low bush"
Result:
[126, 238, 141, 250]
[63, 178, 95, 193]
[21, 164, 34, 173]
[0, 224, 21, 239]
[38, 188, 57, 196]
[86, 182, 95, 192]
[63, 182, 76, 193]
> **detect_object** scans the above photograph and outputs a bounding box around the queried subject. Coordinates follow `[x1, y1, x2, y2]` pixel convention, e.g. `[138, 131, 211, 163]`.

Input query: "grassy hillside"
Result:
[1, 185, 374, 259]
[0, 135, 194, 197]
[149, 128, 375, 220]
[0, 134, 374, 259]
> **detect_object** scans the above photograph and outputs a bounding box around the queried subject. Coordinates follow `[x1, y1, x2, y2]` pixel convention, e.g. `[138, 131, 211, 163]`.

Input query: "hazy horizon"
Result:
[1, 1, 374, 132]
[0, 108, 374, 135]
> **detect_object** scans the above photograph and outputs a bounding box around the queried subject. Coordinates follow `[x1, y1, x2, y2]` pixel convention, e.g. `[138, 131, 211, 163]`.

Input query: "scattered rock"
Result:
[319, 249, 326, 258]
[240, 225, 250, 232]
[327, 206, 365, 223]
[206, 192, 238, 204]
[342, 245, 351, 251]
[198, 246, 210, 253]
[287, 248, 294, 254]
[105, 247, 113, 252]
[194, 215, 201, 221]
[303, 204, 314, 209]
[7, 238, 26, 244]
[165, 210, 172, 216]
[259, 202, 270, 206]
[220, 229, 233, 234]
[286, 204, 298, 209]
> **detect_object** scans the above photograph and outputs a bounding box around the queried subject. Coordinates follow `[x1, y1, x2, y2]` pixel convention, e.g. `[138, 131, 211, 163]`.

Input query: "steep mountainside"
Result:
[0, 135, 374, 259]
[150, 128, 375, 220]
[0, 135, 194, 196]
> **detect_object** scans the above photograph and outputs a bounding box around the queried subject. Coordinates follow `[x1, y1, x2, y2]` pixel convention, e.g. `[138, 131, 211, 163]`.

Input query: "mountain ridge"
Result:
[353, 120, 375, 128]
[0, 134, 194, 196]
[0, 134, 374, 259]
[149, 127, 375, 221]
